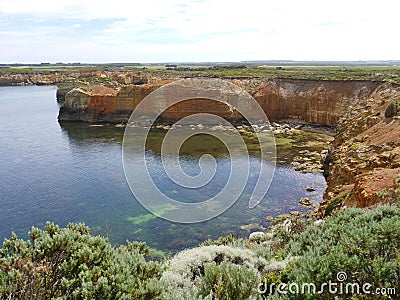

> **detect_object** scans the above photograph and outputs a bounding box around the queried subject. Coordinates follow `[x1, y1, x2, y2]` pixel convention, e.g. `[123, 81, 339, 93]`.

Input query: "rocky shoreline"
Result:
[56, 76, 400, 214]
[2, 72, 399, 298]
[2, 70, 399, 214]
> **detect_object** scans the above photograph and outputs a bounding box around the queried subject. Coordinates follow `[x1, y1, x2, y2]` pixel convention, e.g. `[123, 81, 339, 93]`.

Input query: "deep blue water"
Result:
[0, 86, 326, 252]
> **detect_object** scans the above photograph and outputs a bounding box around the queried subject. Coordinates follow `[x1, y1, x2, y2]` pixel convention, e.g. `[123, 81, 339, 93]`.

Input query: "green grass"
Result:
[126, 65, 400, 83]
[324, 192, 349, 217]
[2, 64, 400, 83]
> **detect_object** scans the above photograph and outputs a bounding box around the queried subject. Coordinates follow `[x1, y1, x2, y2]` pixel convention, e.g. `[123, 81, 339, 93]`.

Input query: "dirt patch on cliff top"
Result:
[88, 85, 119, 96]
[360, 118, 400, 145]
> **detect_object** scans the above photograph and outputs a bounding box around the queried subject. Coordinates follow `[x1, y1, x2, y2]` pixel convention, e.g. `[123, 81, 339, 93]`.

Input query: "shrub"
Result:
[198, 262, 259, 299]
[0, 222, 163, 299]
[281, 205, 400, 299]
[2, 205, 400, 299]
[394, 174, 400, 186]
[200, 233, 246, 247]
[377, 187, 400, 203]
[384, 100, 400, 118]
[160, 245, 267, 299]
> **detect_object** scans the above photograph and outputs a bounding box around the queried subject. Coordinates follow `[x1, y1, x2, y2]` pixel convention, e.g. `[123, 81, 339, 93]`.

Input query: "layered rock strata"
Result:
[58, 83, 168, 123]
[57, 77, 400, 210]
[317, 83, 400, 214]
[252, 79, 380, 126]
[58, 79, 380, 126]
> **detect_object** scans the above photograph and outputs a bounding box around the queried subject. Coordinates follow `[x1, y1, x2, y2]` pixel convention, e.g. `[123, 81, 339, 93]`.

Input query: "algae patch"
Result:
[127, 204, 177, 225]
[274, 137, 294, 146]
[127, 214, 157, 225]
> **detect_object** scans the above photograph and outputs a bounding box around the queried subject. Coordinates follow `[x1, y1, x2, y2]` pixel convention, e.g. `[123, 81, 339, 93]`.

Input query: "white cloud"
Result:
[0, 0, 187, 20]
[0, 0, 399, 62]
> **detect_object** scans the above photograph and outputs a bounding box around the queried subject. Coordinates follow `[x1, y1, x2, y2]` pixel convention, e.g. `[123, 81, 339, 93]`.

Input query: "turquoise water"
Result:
[0, 86, 326, 252]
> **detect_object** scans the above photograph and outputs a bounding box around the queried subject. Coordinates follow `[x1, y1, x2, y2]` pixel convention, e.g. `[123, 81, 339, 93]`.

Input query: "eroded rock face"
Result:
[0, 73, 62, 86]
[58, 78, 380, 126]
[57, 77, 400, 211]
[56, 82, 88, 102]
[317, 84, 400, 214]
[253, 79, 380, 126]
[58, 83, 167, 123]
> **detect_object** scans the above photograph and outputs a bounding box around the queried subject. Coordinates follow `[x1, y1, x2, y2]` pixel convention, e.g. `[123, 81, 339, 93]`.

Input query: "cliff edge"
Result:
[317, 83, 400, 215]
[58, 83, 167, 123]
[58, 78, 379, 126]
[56, 77, 400, 213]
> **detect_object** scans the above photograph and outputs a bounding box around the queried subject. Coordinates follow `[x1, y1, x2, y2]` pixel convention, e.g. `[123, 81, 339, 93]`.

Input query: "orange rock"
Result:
[319, 85, 400, 215]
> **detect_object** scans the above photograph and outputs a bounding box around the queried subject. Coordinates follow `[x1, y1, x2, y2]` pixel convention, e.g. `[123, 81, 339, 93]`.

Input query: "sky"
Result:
[0, 0, 399, 63]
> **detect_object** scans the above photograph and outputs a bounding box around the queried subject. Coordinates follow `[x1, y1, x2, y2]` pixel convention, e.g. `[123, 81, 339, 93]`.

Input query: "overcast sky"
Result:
[0, 0, 399, 63]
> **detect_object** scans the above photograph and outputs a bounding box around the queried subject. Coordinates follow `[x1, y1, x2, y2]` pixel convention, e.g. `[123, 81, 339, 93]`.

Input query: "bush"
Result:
[280, 205, 400, 299]
[198, 262, 259, 299]
[377, 187, 400, 203]
[384, 100, 400, 118]
[160, 245, 267, 299]
[2, 205, 400, 299]
[200, 233, 246, 247]
[0, 222, 163, 299]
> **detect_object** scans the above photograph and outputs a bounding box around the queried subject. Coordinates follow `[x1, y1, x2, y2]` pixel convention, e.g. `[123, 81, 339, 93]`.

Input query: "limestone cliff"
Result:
[252, 79, 380, 126]
[58, 83, 167, 123]
[56, 82, 88, 102]
[57, 77, 400, 211]
[0, 73, 69, 86]
[58, 79, 380, 126]
[317, 83, 400, 215]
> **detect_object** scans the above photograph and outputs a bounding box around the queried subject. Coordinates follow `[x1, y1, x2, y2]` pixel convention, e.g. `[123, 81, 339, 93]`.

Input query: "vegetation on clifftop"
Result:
[1, 64, 400, 84]
[1, 205, 399, 299]
[156, 65, 400, 83]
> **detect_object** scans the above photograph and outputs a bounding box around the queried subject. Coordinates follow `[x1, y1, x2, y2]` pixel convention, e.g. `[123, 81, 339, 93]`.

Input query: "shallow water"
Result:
[0, 86, 328, 253]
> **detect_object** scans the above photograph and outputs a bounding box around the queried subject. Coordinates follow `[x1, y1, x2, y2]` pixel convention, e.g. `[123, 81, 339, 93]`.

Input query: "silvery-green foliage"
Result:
[198, 261, 259, 299]
[269, 205, 400, 299]
[249, 231, 267, 243]
[265, 256, 298, 273]
[0, 222, 163, 299]
[200, 234, 247, 248]
[161, 245, 267, 298]
[251, 242, 274, 261]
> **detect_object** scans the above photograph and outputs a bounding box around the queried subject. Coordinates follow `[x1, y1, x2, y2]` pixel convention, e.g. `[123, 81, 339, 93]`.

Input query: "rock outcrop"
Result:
[58, 83, 168, 123]
[58, 76, 400, 211]
[253, 79, 380, 126]
[58, 78, 380, 126]
[0, 73, 68, 86]
[317, 83, 400, 215]
[56, 82, 88, 102]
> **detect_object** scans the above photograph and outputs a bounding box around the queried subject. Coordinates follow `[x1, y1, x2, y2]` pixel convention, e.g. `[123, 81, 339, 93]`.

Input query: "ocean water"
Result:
[0, 86, 326, 252]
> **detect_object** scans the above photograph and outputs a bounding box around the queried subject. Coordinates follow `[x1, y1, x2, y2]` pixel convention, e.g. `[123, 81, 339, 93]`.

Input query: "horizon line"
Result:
[1, 59, 400, 66]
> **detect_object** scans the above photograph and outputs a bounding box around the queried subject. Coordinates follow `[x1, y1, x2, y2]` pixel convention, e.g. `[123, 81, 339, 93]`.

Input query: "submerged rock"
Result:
[305, 186, 316, 192]
[299, 198, 315, 207]
[290, 211, 301, 217]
